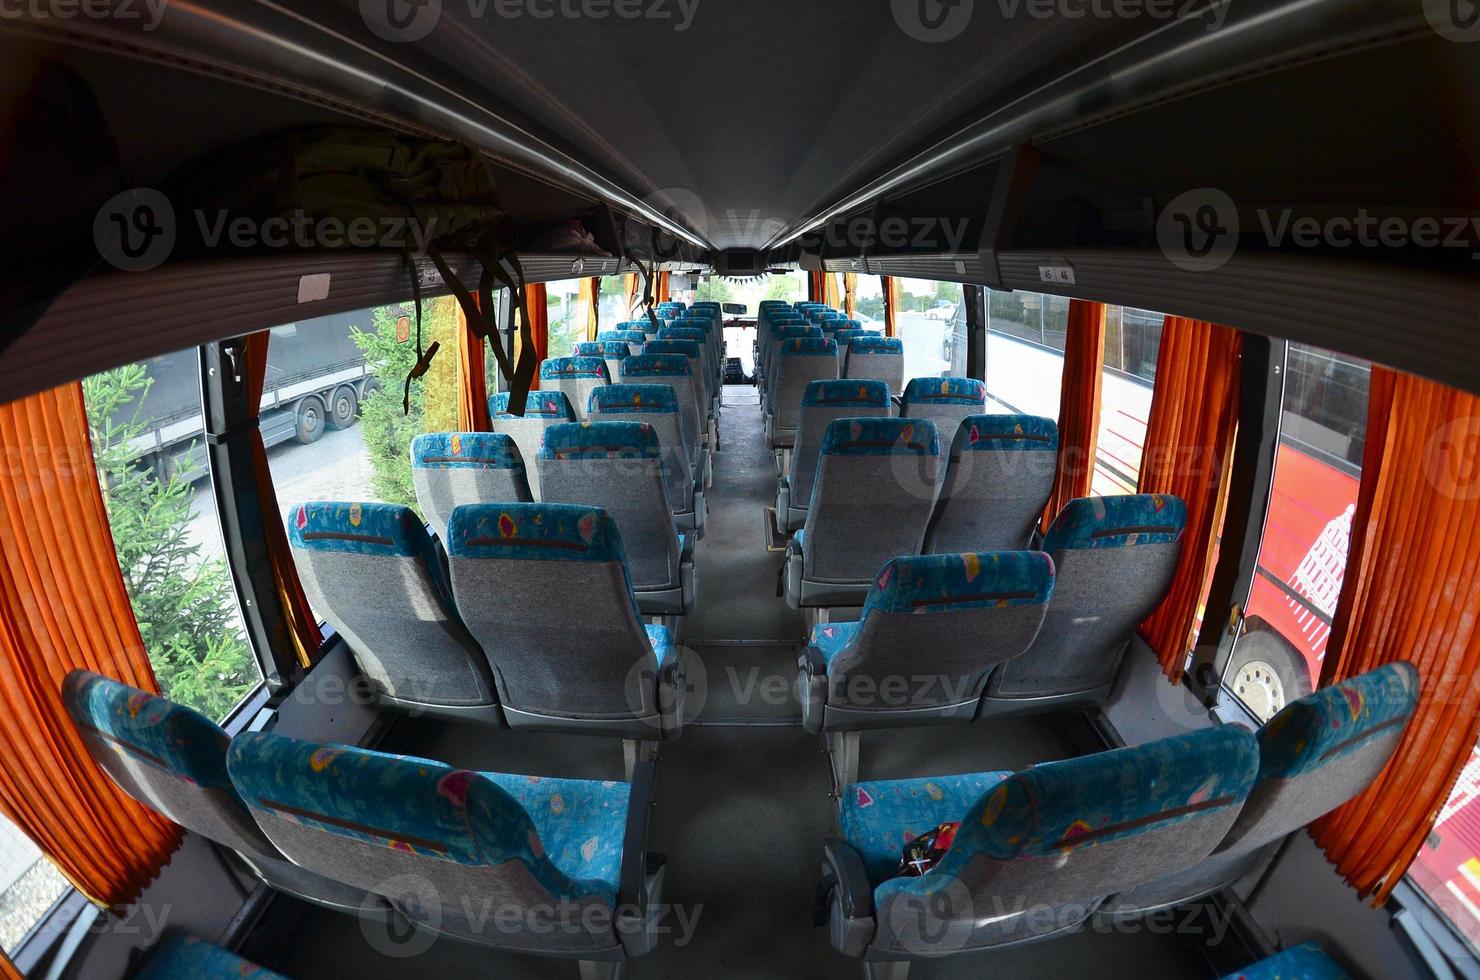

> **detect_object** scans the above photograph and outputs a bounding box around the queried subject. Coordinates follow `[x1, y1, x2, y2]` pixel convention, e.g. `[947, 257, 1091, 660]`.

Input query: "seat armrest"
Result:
[617, 761, 661, 953]
[659, 647, 686, 739]
[799, 645, 827, 734]
[822, 838, 875, 958]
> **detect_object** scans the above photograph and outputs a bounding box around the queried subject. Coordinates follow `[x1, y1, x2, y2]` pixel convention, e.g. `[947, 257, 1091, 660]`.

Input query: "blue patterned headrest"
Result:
[953, 415, 1058, 453]
[539, 357, 610, 382]
[824, 319, 862, 333]
[939, 727, 1259, 865]
[902, 376, 987, 407]
[1257, 662, 1419, 780]
[847, 335, 901, 355]
[621, 354, 691, 378]
[834, 329, 879, 347]
[412, 432, 523, 470]
[643, 340, 702, 361]
[1043, 494, 1187, 551]
[808, 309, 843, 321]
[775, 325, 822, 341]
[820, 417, 939, 456]
[597, 330, 647, 344]
[615, 320, 657, 333]
[802, 379, 890, 408]
[225, 732, 617, 903]
[288, 501, 431, 557]
[781, 338, 838, 357]
[665, 321, 710, 336]
[539, 421, 660, 460]
[62, 670, 234, 792]
[490, 390, 575, 420]
[575, 342, 631, 358]
[446, 502, 628, 565]
[590, 384, 680, 415]
[862, 552, 1055, 615]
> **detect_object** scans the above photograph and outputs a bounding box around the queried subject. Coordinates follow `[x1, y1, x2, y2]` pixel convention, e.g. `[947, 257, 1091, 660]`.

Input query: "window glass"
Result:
[598, 276, 630, 328]
[1413, 751, 1480, 950]
[985, 290, 1068, 420]
[81, 354, 260, 722]
[1093, 307, 1164, 495]
[895, 278, 963, 382]
[714, 273, 802, 378]
[0, 818, 68, 955]
[541, 279, 590, 360]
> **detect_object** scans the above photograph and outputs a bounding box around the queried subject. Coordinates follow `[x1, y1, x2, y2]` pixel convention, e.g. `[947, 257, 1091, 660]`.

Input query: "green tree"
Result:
[353, 304, 427, 512]
[83, 365, 256, 720]
[763, 275, 800, 302]
[695, 278, 734, 304]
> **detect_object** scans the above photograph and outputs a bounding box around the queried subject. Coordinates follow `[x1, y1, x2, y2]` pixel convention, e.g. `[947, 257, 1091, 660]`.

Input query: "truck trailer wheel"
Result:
[293, 395, 327, 445]
[1224, 617, 1314, 720]
[327, 385, 358, 430]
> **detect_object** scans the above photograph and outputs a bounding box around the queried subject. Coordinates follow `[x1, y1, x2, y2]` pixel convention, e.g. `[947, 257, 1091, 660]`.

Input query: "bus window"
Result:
[598, 276, 630, 327]
[1224, 343, 1372, 724]
[540, 279, 593, 360]
[80, 357, 260, 722]
[986, 289, 1068, 421]
[896, 278, 965, 380]
[0, 817, 68, 954]
[1095, 307, 1165, 496]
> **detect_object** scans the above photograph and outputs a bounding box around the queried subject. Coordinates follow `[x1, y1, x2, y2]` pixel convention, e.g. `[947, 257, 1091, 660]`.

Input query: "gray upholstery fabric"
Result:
[770, 354, 839, 445]
[842, 351, 904, 394]
[924, 448, 1057, 554]
[555, 377, 608, 422]
[901, 403, 977, 449]
[294, 550, 495, 706]
[829, 604, 1048, 711]
[538, 456, 682, 591]
[788, 403, 891, 515]
[987, 541, 1180, 698]
[247, 807, 616, 952]
[488, 417, 564, 499]
[802, 454, 940, 583]
[872, 799, 1242, 955]
[589, 406, 695, 516]
[1104, 844, 1270, 915]
[620, 369, 702, 466]
[413, 458, 533, 539]
[449, 557, 661, 719]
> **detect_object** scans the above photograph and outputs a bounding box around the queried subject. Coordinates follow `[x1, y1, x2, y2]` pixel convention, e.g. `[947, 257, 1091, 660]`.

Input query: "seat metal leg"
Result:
[578, 960, 623, 980]
[623, 739, 659, 781]
[827, 730, 861, 796]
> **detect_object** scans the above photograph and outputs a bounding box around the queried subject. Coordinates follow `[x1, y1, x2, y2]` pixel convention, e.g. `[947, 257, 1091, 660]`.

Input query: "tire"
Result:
[360, 377, 383, 401]
[1224, 619, 1314, 721]
[327, 385, 358, 430]
[293, 395, 327, 445]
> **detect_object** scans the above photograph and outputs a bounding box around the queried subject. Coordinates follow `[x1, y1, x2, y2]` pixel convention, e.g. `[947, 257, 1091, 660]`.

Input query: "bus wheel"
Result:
[327, 385, 358, 430]
[1225, 621, 1313, 720]
[294, 395, 327, 444]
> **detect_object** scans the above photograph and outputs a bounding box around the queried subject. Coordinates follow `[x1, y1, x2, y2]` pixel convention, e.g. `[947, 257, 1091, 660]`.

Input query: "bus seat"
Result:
[537, 422, 694, 616]
[1217, 944, 1352, 980]
[615, 319, 661, 339]
[1103, 662, 1419, 919]
[61, 671, 378, 915]
[761, 325, 821, 408]
[134, 934, 289, 979]
[489, 390, 578, 500]
[288, 502, 500, 724]
[576, 341, 633, 384]
[785, 418, 941, 609]
[446, 502, 684, 741]
[842, 335, 904, 394]
[226, 732, 667, 964]
[775, 379, 891, 535]
[597, 329, 647, 346]
[900, 377, 987, 444]
[767, 337, 840, 450]
[823, 726, 1259, 963]
[922, 414, 1058, 553]
[539, 357, 611, 423]
[644, 339, 713, 446]
[411, 432, 533, 538]
[589, 384, 704, 537]
[661, 323, 721, 410]
[977, 494, 1186, 719]
[800, 553, 1054, 786]
[620, 354, 707, 487]
[822, 319, 863, 336]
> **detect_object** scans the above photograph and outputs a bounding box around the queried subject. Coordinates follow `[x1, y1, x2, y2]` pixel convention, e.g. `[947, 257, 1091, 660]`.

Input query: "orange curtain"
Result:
[809, 270, 825, 304]
[843, 273, 857, 319]
[0, 384, 185, 906]
[882, 277, 900, 337]
[245, 335, 322, 670]
[655, 272, 670, 304]
[1041, 300, 1106, 530]
[456, 298, 491, 432]
[2, 953, 18, 979]
[1310, 370, 1480, 904]
[823, 273, 841, 309]
[1136, 318, 1243, 682]
[518, 283, 549, 390]
[582, 278, 601, 341]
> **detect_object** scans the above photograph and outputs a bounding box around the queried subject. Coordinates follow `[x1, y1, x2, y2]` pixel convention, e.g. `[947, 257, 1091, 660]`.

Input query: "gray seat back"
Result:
[620, 354, 701, 466]
[288, 502, 495, 707]
[842, 335, 904, 394]
[539, 357, 610, 422]
[446, 502, 661, 720]
[537, 422, 682, 592]
[900, 377, 988, 446]
[589, 384, 695, 515]
[988, 494, 1186, 700]
[575, 341, 632, 384]
[643, 339, 709, 425]
[788, 379, 891, 511]
[765, 324, 820, 393]
[802, 418, 940, 583]
[772, 338, 839, 441]
[411, 432, 532, 537]
[924, 415, 1058, 554]
[488, 390, 577, 499]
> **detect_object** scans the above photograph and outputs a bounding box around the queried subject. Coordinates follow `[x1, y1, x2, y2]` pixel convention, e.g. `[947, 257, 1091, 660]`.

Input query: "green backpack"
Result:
[175, 126, 537, 415]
